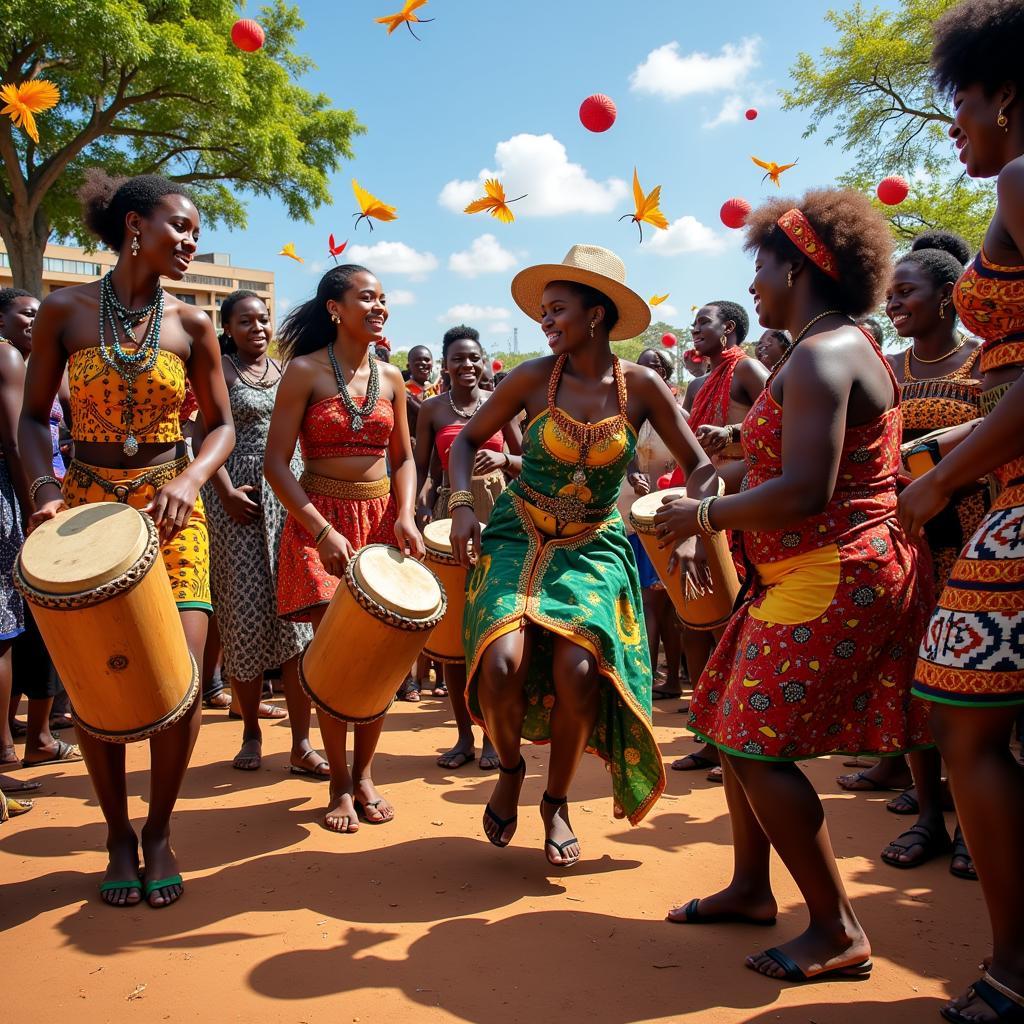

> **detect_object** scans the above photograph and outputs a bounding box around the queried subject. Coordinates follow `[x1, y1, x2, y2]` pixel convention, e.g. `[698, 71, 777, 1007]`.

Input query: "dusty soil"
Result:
[1, 687, 986, 1023]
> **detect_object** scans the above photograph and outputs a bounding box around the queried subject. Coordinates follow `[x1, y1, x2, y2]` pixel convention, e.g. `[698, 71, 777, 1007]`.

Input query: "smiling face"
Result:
[754, 330, 788, 369]
[885, 261, 948, 339]
[226, 296, 271, 360]
[690, 304, 732, 357]
[950, 82, 1014, 179]
[126, 194, 201, 281]
[637, 348, 670, 380]
[445, 338, 484, 393]
[749, 247, 792, 330]
[408, 346, 433, 383]
[328, 270, 388, 345]
[0, 295, 39, 354]
[540, 282, 603, 356]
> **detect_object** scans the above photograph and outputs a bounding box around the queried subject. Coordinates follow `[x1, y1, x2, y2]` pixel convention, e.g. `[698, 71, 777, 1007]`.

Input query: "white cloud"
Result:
[652, 302, 678, 318]
[449, 234, 520, 278]
[630, 38, 760, 99]
[704, 95, 746, 130]
[386, 289, 416, 306]
[648, 216, 727, 257]
[345, 240, 438, 281]
[438, 304, 512, 324]
[439, 133, 627, 217]
[487, 322, 512, 336]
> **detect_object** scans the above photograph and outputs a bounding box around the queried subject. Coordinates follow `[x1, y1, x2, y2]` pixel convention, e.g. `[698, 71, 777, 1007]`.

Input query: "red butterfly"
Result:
[328, 234, 348, 262]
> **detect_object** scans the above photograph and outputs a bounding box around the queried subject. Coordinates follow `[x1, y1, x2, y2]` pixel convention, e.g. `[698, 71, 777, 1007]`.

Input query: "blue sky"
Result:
[203, 0, 899, 358]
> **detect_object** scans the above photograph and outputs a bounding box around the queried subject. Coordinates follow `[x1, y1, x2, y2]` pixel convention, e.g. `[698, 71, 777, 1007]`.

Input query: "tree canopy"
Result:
[0, 0, 364, 293]
[783, 0, 993, 247]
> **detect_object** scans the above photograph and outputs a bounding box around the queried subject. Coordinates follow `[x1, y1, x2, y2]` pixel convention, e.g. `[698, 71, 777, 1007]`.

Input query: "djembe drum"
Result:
[422, 519, 467, 663]
[14, 502, 197, 743]
[299, 544, 446, 723]
[630, 487, 741, 632]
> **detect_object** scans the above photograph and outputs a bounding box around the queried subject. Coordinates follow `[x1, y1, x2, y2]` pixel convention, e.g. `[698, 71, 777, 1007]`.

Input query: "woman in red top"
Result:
[656, 189, 930, 983]
[415, 325, 521, 770]
[265, 264, 423, 834]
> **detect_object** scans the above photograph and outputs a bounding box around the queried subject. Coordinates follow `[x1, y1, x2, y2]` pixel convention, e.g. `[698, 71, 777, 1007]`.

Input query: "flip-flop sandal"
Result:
[354, 798, 393, 824]
[21, 739, 82, 768]
[143, 874, 184, 908]
[667, 897, 776, 926]
[880, 823, 951, 869]
[229, 702, 287, 721]
[706, 766, 724, 783]
[749, 946, 873, 984]
[202, 692, 232, 710]
[396, 678, 420, 703]
[288, 749, 330, 779]
[0, 777, 41, 794]
[836, 770, 902, 792]
[431, 683, 449, 698]
[0, 790, 33, 821]
[670, 752, 718, 772]
[886, 789, 919, 815]
[436, 749, 475, 769]
[99, 878, 143, 905]
[950, 826, 978, 881]
[479, 752, 500, 771]
[484, 756, 524, 848]
[941, 974, 1024, 1023]
[541, 792, 579, 867]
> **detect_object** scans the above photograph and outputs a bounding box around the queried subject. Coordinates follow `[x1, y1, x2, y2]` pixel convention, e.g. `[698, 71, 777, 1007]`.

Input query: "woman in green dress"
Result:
[448, 245, 717, 866]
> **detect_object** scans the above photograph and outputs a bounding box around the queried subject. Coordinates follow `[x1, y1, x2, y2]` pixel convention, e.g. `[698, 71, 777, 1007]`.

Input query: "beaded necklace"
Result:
[448, 388, 482, 419]
[327, 342, 380, 431]
[97, 271, 164, 456]
[229, 354, 278, 390]
[546, 353, 628, 487]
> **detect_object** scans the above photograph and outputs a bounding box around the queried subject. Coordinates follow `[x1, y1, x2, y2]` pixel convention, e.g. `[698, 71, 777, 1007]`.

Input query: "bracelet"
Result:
[730, 424, 741, 445]
[696, 496, 719, 536]
[29, 475, 61, 503]
[447, 490, 474, 515]
[314, 523, 333, 547]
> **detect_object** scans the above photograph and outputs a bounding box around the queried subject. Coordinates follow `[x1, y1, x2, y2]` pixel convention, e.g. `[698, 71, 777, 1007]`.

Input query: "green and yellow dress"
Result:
[464, 357, 664, 824]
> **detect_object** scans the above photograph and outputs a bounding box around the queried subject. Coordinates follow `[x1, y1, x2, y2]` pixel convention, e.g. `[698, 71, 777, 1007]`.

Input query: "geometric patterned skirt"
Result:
[913, 474, 1024, 707]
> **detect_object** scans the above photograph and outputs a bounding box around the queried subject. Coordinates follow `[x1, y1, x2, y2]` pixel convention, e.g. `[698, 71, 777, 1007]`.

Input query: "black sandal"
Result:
[483, 756, 525, 848]
[950, 825, 978, 881]
[941, 973, 1024, 1023]
[396, 677, 421, 703]
[880, 823, 951, 869]
[541, 791, 580, 867]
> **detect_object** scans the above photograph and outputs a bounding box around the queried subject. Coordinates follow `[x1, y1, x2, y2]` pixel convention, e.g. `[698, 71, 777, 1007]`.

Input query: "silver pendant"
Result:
[572, 467, 587, 486]
[123, 434, 139, 457]
[352, 415, 363, 431]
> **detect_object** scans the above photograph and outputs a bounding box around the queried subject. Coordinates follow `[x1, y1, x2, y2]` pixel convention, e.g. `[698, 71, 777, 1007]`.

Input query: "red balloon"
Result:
[661, 332, 677, 348]
[231, 19, 265, 52]
[877, 175, 910, 206]
[720, 197, 751, 230]
[491, 359, 503, 372]
[579, 94, 617, 133]
[745, 108, 758, 120]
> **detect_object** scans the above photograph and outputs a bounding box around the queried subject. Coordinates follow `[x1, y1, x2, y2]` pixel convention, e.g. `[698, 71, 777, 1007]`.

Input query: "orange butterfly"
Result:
[277, 242, 304, 263]
[751, 156, 798, 187]
[328, 234, 348, 262]
[649, 293, 670, 306]
[619, 168, 668, 243]
[0, 79, 59, 144]
[375, 0, 434, 40]
[463, 179, 527, 224]
[352, 179, 397, 231]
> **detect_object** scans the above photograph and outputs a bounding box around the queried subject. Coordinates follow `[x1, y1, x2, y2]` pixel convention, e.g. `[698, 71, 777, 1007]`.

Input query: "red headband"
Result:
[776, 208, 839, 281]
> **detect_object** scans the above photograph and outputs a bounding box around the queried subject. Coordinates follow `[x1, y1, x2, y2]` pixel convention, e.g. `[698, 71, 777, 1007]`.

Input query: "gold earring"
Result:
[938, 297, 948, 320]
[786, 269, 793, 288]
[130, 234, 140, 257]
[330, 312, 340, 324]
[589, 320, 597, 337]
[998, 108, 1009, 131]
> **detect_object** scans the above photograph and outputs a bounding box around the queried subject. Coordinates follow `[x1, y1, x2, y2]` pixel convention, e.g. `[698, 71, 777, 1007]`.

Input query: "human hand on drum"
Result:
[653, 493, 700, 545]
[695, 424, 732, 455]
[474, 449, 506, 475]
[223, 484, 261, 525]
[318, 529, 357, 577]
[146, 475, 200, 543]
[27, 495, 67, 534]
[666, 536, 714, 596]
[628, 471, 651, 497]
[394, 513, 426, 559]
[897, 470, 953, 540]
[449, 506, 481, 569]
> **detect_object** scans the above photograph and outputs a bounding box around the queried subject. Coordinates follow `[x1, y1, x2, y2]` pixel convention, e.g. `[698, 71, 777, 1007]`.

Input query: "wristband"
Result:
[447, 490, 475, 514]
[696, 496, 719, 536]
[314, 523, 333, 547]
[29, 475, 61, 504]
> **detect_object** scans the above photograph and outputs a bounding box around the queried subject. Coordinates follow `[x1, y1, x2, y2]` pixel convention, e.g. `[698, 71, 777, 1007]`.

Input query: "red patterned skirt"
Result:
[688, 519, 933, 761]
[277, 473, 397, 622]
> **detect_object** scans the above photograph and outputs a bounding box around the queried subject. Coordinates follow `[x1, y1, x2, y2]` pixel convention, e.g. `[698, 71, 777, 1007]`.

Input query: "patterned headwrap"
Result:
[777, 208, 839, 281]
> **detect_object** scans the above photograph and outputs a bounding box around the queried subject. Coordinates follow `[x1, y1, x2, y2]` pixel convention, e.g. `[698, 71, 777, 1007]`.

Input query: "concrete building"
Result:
[0, 242, 274, 323]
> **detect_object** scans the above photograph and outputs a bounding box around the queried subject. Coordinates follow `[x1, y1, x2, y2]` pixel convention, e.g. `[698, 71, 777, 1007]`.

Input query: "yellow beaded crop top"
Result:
[68, 346, 186, 444]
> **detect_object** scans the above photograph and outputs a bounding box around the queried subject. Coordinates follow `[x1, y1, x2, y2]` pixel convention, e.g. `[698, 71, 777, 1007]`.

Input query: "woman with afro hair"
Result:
[898, 2, 1024, 1019]
[656, 188, 932, 983]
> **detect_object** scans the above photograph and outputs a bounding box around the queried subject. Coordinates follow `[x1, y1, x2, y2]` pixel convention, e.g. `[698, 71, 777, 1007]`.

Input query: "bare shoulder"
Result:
[997, 155, 1024, 200]
[378, 360, 406, 389]
[0, 343, 24, 378]
[38, 280, 95, 318]
[171, 297, 216, 342]
[621, 361, 665, 394]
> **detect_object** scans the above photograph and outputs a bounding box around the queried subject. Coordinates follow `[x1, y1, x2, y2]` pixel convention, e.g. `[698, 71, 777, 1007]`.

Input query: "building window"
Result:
[175, 293, 197, 305]
[42, 257, 104, 276]
[236, 279, 270, 292]
[185, 274, 232, 287]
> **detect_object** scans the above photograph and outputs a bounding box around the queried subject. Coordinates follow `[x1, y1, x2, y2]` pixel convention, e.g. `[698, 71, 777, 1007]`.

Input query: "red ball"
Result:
[745, 108, 758, 120]
[720, 197, 751, 230]
[661, 332, 677, 348]
[877, 175, 910, 206]
[491, 359, 503, 373]
[579, 94, 617, 133]
[231, 19, 265, 52]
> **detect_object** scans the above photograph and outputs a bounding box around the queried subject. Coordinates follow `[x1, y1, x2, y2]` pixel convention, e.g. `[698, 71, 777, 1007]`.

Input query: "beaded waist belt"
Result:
[299, 472, 390, 501]
[512, 480, 617, 524]
[66, 456, 189, 503]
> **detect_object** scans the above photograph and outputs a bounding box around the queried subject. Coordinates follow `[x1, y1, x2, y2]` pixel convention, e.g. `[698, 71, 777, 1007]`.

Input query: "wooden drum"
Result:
[299, 544, 447, 723]
[14, 502, 197, 743]
[629, 487, 741, 632]
[422, 519, 467, 663]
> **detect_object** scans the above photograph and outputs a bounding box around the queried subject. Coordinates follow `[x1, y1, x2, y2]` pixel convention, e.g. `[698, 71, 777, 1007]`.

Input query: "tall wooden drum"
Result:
[299, 544, 447, 723]
[422, 519, 467, 663]
[14, 503, 197, 743]
[630, 487, 741, 632]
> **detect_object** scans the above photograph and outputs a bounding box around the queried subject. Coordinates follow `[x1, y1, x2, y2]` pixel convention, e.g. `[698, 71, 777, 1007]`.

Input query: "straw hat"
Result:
[510, 244, 651, 341]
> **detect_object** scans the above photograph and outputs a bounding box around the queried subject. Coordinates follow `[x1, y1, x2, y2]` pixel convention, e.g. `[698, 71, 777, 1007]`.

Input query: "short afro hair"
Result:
[743, 189, 894, 317]
[911, 230, 971, 265]
[707, 299, 750, 343]
[932, 0, 1024, 98]
[896, 230, 969, 304]
[0, 288, 35, 315]
[79, 169, 194, 251]
[441, 324, 481, 362]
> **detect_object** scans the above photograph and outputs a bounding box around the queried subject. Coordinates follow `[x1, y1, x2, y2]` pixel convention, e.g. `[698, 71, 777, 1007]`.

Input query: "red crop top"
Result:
[300, 395, 393, 460]
[436, 422, 503, 471]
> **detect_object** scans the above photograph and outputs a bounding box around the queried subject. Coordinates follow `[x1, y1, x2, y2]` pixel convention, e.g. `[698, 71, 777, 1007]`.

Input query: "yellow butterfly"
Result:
[352, 179, 398, 231]
[649, 293, 670, 306]
[751, 156, 798, 187]
[619, 168, 668, 243]
[0, 79, 59, 144]
[375, 0, 434, 40]
[463, 179, 527, 224]
[277, 242, 304, 263]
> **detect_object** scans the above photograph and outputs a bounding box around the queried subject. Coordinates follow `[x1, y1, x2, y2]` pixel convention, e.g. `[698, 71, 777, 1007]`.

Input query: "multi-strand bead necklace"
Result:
[328, 342, 380, 431]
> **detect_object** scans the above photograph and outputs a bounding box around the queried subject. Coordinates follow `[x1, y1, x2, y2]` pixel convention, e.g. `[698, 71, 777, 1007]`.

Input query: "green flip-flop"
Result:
[99, 878, 143, 905]
[143, 874, 184, 907]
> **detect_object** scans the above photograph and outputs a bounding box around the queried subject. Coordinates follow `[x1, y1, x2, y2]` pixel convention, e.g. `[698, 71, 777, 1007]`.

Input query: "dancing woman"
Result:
[898, 4, 1024, 1019]
[449, 244, 717, 866]
[655, 189, 931, 981]
[264, 264, 423, 834]
[19, 172, 235, 908]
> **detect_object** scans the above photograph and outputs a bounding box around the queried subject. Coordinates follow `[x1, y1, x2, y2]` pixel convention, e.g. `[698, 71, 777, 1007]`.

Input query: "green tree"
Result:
[783, 0, 993, 246]
[1, 0, 363, 294]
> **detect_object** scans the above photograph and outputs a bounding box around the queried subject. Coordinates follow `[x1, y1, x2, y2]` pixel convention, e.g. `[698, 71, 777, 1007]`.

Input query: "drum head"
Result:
[629, 487, 686, 531]
[19, 502, 150, 594]
[351, 545, 443, 619]
[423, 518, 453, 556]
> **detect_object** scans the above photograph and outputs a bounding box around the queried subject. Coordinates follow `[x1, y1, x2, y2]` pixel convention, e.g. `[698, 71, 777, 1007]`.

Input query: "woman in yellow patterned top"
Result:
[19, 172, 234, 910]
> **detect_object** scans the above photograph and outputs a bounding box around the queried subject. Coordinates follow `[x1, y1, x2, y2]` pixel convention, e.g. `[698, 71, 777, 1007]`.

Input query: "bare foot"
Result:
[100, 835, 142, 907]
[540, 794, 580, 867]
[667, 884, 777, 925]
[323, 789, 359, 833]
[746, 921, 870, 981]
[354, 778, 394, 824]
[140, 828, 183, 908]
[232, 737, 262, 772]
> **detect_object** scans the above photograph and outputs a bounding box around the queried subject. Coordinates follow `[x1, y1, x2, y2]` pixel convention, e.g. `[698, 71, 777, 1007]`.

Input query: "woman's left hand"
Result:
[653, 493, 701, 547]
[394, 512, 425, 559]
[473, 449, 506, 475]
[146, 474, 200, 543]
[666, 536, 714, 594]
[898, 470, 953, 540]
[695, 424, 732, 455]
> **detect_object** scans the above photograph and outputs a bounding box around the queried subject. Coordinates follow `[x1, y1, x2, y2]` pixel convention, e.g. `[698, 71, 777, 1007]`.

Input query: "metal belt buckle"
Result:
[113, 484, 131, 503]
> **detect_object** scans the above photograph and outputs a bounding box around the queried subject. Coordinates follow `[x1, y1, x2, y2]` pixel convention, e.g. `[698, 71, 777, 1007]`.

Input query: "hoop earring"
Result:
[130, 234, 140, 257]
[330, 313, 340, 325]
[721, 332, 729, 349]
[998, 108, 1009, 132]
[786, 269, 793, 288]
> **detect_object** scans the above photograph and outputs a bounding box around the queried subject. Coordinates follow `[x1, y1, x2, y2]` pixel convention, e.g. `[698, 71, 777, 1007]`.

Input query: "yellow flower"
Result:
[0, 80, 60, 144]
[624, 747, 640, 766]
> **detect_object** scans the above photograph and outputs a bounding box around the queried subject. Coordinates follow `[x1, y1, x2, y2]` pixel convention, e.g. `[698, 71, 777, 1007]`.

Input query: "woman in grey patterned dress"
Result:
[200, 292, 320, 774]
